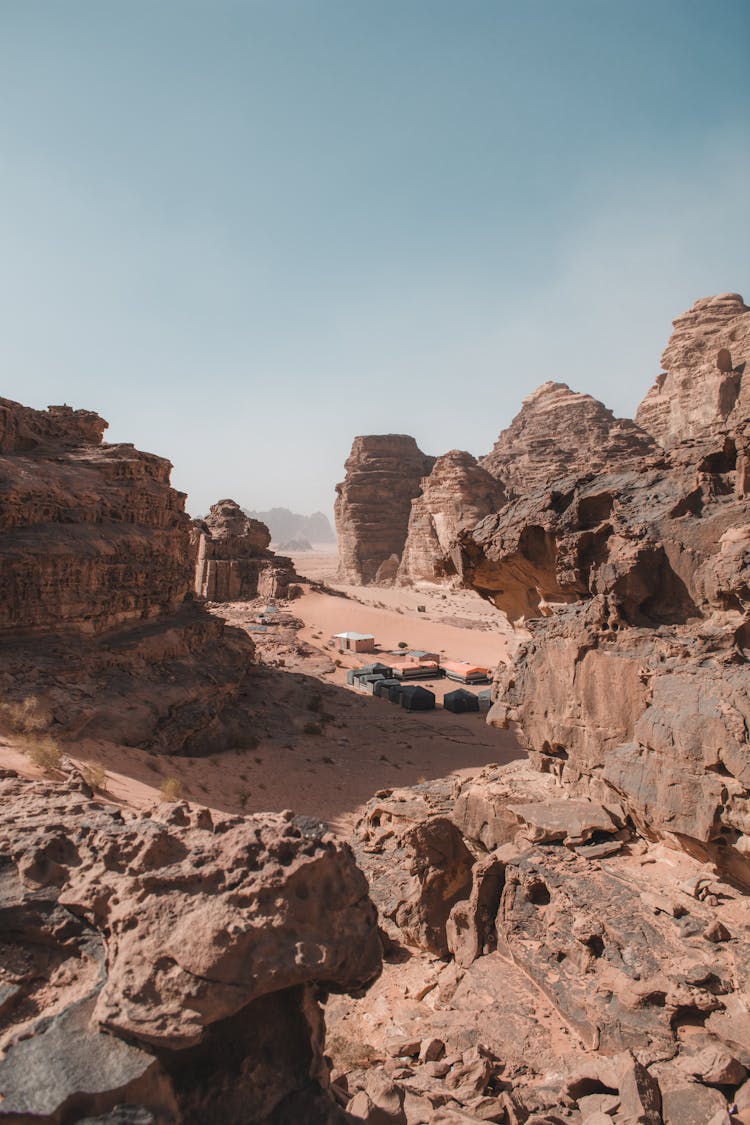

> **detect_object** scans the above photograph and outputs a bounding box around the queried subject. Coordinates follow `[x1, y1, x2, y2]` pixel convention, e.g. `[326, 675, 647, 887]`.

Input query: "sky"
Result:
[1, 1, 748, 520]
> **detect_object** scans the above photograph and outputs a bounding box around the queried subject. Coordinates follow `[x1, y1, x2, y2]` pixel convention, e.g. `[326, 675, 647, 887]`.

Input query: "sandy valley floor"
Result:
[0, 561, 524, 836]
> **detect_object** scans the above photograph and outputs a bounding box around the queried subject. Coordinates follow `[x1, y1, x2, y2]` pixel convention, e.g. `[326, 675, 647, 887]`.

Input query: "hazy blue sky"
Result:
[1, 1, 748, 518]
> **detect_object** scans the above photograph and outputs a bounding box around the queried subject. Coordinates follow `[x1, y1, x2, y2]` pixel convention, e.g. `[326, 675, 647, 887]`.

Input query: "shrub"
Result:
[81, 762, 108, 792]
[397, 641, 408, 650]
[307, 693, 323, 713]
[303, 721, 322, 736]
[25, 736, 63, 775]
[0, 695, 50, 734]
[159, 776, 183, 802]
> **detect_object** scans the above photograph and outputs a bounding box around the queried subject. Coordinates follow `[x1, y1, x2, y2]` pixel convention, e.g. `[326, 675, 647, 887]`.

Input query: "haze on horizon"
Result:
[1, 0, 748, 520]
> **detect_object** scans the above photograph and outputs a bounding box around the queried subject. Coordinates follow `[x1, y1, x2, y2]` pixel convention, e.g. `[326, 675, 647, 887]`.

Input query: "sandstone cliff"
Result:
[456, 295, 750, 884]
[397, 450, 506, 585]
[481, 380, 658, 498]
[335, 435, 435, 584]
[0, 398, 259, 755]
[192, 498, 297, 601]
[637, 292, 750, 449]
[0, 767, 381, 1123]
[0, 398, 193, 635]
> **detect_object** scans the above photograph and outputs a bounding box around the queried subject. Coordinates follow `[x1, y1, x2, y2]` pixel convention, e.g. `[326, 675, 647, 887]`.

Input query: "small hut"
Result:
[333, 631, 376, 654]
[444, 688, 480, 714]
[374, 678, 401, 699]
[478, 688, 493, 712]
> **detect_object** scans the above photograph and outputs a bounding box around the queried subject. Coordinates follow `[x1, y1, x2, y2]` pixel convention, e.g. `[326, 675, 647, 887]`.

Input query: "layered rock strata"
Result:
[481, 380, 658, 498]
[0, 398, 192, 635]
[455, 294, 750, 883]
[0, 398, 259, 754]
[637, 292, 750, 449]
[396, 450, 506, 585]
[335, 435, 435, 584]
[192, 498, 297, 601]
[0, 768, 381, 1124]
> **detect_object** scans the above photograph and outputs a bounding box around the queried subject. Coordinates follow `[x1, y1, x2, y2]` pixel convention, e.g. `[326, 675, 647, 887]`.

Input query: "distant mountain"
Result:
[243, 507, 335, 545]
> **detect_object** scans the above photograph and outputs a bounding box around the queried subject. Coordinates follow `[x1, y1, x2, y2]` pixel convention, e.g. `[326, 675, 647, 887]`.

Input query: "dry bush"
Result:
[397, 641, 408, 650]
[303, 721, 322, 736]
[81, 762, 108, 792]
[159, 776, 183, 802]
[25, 735, 63, 776]
[0, 695, 50, 734]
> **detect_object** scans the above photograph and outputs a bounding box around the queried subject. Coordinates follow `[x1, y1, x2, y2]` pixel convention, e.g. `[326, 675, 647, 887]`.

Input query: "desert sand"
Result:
[2, 576, 523, 836]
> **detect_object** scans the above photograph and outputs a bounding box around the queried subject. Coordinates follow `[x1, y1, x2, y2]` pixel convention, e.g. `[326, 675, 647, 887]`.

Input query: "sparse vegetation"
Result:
[0, 694, 51, 734]
[81, 762, 108, 792]
[159, 776, 183, 802]
[303, 720, 323, 735]
[397, 641, 408, 650]
[25, 735, 63, 776]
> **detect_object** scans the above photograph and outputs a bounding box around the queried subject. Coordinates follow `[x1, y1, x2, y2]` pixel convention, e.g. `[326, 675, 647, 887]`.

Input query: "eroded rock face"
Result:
[334, 436, 435, 584]
[456, 296, 750, 877]
[396, 451, 506, 585]
[332, 765, 749, 1125]
[0, 769, 381, 1123]
[636, 293, 750, 449]
[481, 381, 657, 499]
[0, 397, 193, 635]
[0, 400, 261, 756]
[192, 499, 297, 601]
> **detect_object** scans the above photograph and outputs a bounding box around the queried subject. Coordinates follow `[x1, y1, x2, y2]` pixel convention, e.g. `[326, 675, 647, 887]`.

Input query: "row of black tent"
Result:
[346, 665, 490, 713]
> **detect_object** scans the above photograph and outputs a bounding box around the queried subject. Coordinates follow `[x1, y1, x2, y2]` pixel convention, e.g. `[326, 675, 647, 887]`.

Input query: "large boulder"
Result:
[0, 769, 381, 1123]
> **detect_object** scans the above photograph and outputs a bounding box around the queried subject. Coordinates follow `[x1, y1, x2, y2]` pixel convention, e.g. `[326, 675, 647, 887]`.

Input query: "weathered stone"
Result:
[0, 771, 381, 1122]
[335, 435, 435, 584]
[192, 498, 297, 601]
[397, 451, 506, 585]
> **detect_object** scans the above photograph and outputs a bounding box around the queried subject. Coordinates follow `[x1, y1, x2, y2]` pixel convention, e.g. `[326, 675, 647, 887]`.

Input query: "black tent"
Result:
[399, 685, 436, 711]
[387, 683, 406, 704]
[360, 662, 393, 677]
[374, 678, 401, 699]
[444, 688, 480, 714]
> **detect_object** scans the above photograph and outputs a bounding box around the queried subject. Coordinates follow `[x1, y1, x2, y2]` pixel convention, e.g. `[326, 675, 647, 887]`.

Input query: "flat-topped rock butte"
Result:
[0, 293, 747, 1124]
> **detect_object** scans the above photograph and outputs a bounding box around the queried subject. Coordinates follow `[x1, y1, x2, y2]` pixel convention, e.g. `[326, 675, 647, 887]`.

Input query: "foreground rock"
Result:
[335, 435, 435, 584]
[0, 769, 381, 1123]
[328, 765, 749, 1125]
[192, 498, 298, 601]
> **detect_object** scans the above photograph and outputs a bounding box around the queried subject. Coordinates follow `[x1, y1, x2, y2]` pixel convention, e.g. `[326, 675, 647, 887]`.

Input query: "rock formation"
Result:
[636, 292, 749, 449]
[454, 295, 750, 885]
[0, 398, 260, 755]
[0, 766, 381, 1123]
[245, 507, 336, 545]
[481, 380, 658, 498]
[0, 398, 193, 635]
[335, 435, 435, 584]
[326, 763, 749, 1124]
[192, 499, 297, 601]
[396, 451, 506, 585]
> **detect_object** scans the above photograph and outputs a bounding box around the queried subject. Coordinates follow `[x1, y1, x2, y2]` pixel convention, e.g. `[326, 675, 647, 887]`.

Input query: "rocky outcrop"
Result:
[455, 295, 750, 882]
[329, 764, 749, 1125]
[192, 499, 297, 601]
[396, 451, 506, 585]
[335, 436, 435, 584]
[0, 768, 381, 1123]
[481, 381, 657, 499]
[0, 399, 260, 755]
[636, 292, 749, 449]
[0, 397, 193, 635]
